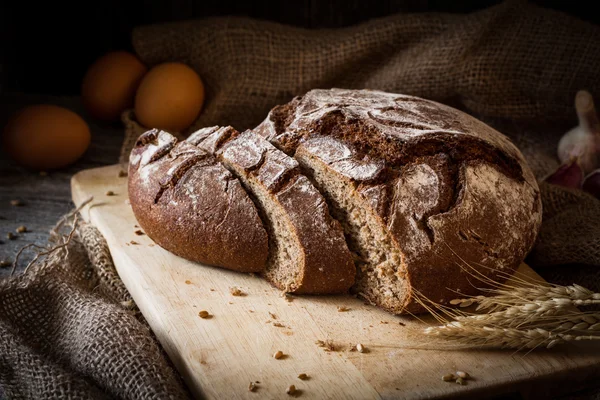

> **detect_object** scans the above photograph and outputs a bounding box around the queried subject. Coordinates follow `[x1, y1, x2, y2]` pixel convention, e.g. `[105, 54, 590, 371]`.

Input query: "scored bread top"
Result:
[189, 128, 356, 294]
[128, 129, 269, 272]
[217, 131, 356, 294]
[256, 88, 542, 312]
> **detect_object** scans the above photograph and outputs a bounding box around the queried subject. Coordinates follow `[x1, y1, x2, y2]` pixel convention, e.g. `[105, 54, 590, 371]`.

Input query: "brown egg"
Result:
[82, 51, 147, 121]
[134, 62, 205, 132]
[2, 105, 91, 170]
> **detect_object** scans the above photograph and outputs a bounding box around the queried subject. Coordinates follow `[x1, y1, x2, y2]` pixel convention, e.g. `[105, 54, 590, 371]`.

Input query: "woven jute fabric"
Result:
[3, 1, 600, 399]
[0, 216, 191, 400]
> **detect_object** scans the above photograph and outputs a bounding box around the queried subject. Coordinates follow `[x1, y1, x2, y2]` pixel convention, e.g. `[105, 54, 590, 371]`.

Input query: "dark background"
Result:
[1, 0, 598, 97]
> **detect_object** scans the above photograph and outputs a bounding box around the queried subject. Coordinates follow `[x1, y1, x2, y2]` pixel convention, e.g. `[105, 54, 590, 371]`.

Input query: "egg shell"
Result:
[82, 51, 148, 121]
[134, 62, 205, 133]
[2, 104, 91, 170]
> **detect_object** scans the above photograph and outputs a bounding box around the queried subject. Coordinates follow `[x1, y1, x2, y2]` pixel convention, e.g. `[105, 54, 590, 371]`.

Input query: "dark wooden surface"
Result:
[0, 93, 124, 278]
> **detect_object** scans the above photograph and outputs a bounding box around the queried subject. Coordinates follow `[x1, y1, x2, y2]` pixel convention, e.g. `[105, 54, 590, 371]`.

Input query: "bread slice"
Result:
[257, 88, 542, 314]
[294, 137, 409, 309]
[128, 129, 269, 272]
[188, 127, 355, 294]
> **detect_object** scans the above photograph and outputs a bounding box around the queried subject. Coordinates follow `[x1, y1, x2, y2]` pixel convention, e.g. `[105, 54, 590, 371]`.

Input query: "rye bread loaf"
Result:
[128, 128, 268, 272]
[188, 126, 355, 294]
[255, 88, 542, 314]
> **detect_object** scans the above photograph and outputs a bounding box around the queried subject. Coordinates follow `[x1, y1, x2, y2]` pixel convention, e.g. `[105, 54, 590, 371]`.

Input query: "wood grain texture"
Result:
[71, 164, 600, 400]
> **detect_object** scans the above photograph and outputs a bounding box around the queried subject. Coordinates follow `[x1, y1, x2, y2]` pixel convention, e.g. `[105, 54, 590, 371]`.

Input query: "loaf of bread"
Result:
[129, 88, 542, 315]
[128, 128, 268, 272]
[255, 88, 542, 314]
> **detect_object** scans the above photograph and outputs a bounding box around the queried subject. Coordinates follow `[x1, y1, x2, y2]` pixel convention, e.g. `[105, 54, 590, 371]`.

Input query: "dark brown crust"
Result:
[257, 88, 543, 314]
[128, 129, 268, 272]
[210, 130, 355, 294]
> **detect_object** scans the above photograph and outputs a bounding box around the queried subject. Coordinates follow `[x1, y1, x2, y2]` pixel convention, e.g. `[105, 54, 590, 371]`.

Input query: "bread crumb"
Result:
[297, 373, 309, 380]
[286, 385, 296, 396]
[185, 280, 192, 284]
[210, 288, 215, 292]
[273, 322, 285, 328]
[273, 350, 284, 359]
[456, 371, 470, 379]
[337, 306, 350, 312]
[356, 343, 366, 353]
[198, 310, 211, 319]
[230, 287, 246, 296]
[282, 292, 294, 302]
[442, 374, 455, 382]
[134, 230, 145, 236]
[148, 244, 155, 247]
[315, 340, 336, 352]
[118, 170, 128, 178]
[105, 190, 115, 196]
[10, 200, 24, 206]
[248, 382, 257, 392]
[130, 240, 139, 245]
[16, 226, 27, 233]
[269, 312, 277, 319]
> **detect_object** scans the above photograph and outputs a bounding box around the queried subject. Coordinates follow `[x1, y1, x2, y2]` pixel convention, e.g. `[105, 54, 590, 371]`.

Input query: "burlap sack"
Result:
[3, 1, 600, 399]
[0, 214, 191, 400]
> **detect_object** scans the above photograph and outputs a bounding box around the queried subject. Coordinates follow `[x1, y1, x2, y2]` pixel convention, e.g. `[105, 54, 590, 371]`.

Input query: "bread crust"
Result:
[128, 129, 268, 272]
[257, 88, 542, 313]
[216, 131, 356, 294]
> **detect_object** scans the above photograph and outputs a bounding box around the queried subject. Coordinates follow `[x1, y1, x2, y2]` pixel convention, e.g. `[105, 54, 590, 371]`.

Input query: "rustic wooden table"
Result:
[0, 93, 123, 278]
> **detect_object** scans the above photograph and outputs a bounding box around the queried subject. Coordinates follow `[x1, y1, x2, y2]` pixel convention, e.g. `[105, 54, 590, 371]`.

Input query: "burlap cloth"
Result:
[3, 1, 600, 398]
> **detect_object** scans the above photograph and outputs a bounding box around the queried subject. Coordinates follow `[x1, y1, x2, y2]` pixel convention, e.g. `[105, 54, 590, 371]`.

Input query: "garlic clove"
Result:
[583, 169, 600, 200]
[544, 157, 584, 189]
[557, 90, 600, 175]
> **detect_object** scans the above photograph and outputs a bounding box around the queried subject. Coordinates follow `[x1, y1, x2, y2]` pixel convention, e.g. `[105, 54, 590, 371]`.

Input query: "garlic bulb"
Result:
[557, 90, 600, 175]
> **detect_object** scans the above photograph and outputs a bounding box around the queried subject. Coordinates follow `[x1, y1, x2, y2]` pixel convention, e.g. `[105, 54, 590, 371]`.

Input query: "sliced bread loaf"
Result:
[188, 127, 356, 294]
[128, 129, 268, 272]
[256, 88, 542, 313]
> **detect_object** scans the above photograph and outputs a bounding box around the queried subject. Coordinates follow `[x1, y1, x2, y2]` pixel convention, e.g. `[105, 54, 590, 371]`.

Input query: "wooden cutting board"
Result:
[72, 164, 600, 400]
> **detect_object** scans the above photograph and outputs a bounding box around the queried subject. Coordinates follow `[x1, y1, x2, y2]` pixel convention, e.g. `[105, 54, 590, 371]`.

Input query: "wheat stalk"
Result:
[414, 245, 600, 351]
[423, 325, 600, 350]
[420, 272, 600, 350]
[449, 284, 600, 312]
